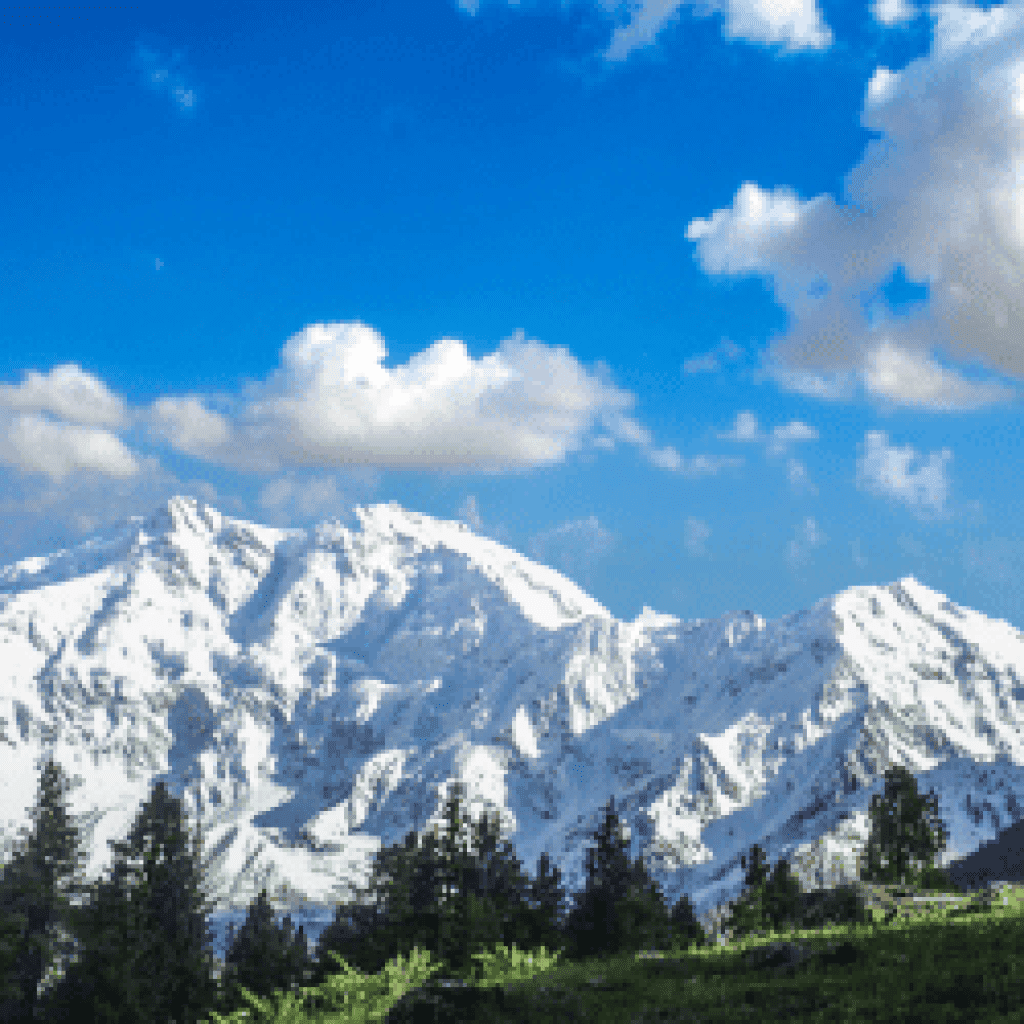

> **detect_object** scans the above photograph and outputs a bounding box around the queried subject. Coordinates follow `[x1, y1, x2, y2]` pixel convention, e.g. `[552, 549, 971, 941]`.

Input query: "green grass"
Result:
[191, 882, 1024, 1023]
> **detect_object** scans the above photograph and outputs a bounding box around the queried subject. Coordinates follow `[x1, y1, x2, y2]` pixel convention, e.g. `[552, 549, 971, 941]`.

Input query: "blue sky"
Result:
[2, 0, 1022, 631]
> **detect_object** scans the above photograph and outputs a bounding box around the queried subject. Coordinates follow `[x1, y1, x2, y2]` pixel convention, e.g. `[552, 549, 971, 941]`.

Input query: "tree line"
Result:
[0, 754, 955, 1023]
[0, 755, 707, 1024]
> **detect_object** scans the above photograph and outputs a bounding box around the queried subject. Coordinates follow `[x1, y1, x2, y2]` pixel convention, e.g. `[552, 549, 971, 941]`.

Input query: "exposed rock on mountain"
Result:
[1, 494, 1023, 959]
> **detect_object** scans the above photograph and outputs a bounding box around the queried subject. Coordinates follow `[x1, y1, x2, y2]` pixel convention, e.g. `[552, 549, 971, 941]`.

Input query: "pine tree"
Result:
[519, 850, 571, 958]
[723, 843, 774, 939]
[35, 851, 156, 1024]
[309, 787, 570, 987]
[429, 786, 549, 971]
[860, 765, 950, 889]
[218, 888, 317, 1019]
[0, 753, 94, 1024]
[561, 797, 675, 963]
[310, 823, 459, 986]
[38, 778, 224, 1024]
[667, 890, 706, 951]
[760, 858, 803, 934]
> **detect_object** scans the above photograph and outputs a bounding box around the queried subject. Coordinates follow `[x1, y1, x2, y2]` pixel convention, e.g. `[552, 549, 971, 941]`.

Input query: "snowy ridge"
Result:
[1, 494, 1023, 962]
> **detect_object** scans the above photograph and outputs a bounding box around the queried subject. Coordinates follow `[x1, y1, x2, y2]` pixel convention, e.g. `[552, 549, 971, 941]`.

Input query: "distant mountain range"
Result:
[2, 494, 1023, 961]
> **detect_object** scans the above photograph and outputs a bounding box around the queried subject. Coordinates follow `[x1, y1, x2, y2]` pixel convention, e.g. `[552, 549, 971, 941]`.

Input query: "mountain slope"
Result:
[1, 494, 1023, 962]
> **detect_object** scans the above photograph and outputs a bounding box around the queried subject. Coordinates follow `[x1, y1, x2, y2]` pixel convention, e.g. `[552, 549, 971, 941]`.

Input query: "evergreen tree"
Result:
[667, 889, 706, 951]
[429, 786, 551, 972]
[860, 765, 950, 889]
[760, 858, 803, 934]
[38, 778, 224, 1024]
[520, 851, 571, 957]
[218, 888, 317, 1019]
[723, 843, 774, 939]
[34, 852, 156, 1023]
[310, 822, 461, 986]
[0, 753, 94, 1024]
[561, 797, 676, 963]
[309, 786, 574, 987]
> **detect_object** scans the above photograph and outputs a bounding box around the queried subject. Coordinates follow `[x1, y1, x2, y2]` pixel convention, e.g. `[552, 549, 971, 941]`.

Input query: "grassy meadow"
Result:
[190, 880, 1024, 1024]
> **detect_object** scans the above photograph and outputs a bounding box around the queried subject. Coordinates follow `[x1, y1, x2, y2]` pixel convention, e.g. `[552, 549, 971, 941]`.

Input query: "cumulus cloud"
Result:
[0, 366, 141, 481]
[0, 364, 128, 428]
[148, 396, 233, 454]
[0, 416, 140, 482]
[785, 456, 818, 496]
[143, 321, 671, 476]
[133, 42, 197, 113]
[685, 0, 1024, 412]
[855, 429, 977, 521]
[714, 411, 821, 493]
[594, 405, 743, 474]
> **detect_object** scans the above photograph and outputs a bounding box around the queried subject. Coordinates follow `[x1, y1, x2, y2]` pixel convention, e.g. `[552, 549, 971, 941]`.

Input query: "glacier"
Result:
[1, 494, 1023, 971]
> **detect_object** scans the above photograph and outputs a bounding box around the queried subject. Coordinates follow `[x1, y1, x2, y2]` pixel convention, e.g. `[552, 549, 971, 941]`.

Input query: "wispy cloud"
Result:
[526, 513, 615, 587]
[786, 514, 828, 573]
[133, 42, 198, 113]
[457, 0, 834, 71]
[682, 338, 745, 376]
[599, 0, 833, 64]
[714, 410, 820, 493]
[683, 515, 712, 558]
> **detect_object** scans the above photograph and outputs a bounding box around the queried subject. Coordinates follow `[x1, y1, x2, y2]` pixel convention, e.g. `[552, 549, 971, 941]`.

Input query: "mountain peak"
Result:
[0, 502, 1021, 962]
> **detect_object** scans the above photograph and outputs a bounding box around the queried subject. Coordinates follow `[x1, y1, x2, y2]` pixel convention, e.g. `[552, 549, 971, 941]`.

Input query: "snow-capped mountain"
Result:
[2, 494, 1024, 964]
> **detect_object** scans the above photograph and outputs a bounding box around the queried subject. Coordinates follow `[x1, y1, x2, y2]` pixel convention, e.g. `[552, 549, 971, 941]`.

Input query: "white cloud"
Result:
[599, 0, 833, 64]
[0, 364, 127, 428]
[682, 337, 745, 375]
[713, 410, 819, 491]
[683, 516, 711, 557]
[0, 415, 139, 482]
[685, 0, 1024, 412]
[716, 410, 763, 442]
[786, 515, 828, 569]
[147, 396, 233, 454]
[455, 0, 832, 66]
[145, 321, 657, 475]
[133, 42, 198, 113]
[715, 410, 819, 453]
[855, 429, 955, 520]
[870, 0, 919, 27]
[593, 408, 738, 475]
